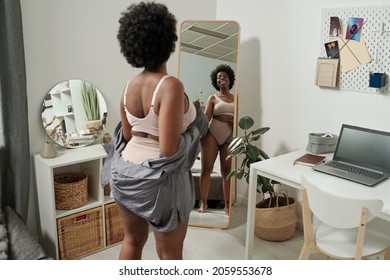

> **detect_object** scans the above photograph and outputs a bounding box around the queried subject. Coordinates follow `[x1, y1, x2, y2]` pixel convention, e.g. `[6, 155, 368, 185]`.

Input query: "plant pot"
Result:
[255, 196, 297, 241]
[85, 120, 101, 132]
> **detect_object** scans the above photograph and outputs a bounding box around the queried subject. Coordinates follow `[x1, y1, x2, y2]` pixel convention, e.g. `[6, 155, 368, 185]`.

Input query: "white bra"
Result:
[124, 75, 196, 136]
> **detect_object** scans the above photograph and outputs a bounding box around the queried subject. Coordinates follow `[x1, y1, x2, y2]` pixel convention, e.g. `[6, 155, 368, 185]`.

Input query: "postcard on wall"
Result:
[336, 24, 371, 72]
[346, 17, 364, 41]
[325, 41, 340, 58]
[329, 16, 342, 37]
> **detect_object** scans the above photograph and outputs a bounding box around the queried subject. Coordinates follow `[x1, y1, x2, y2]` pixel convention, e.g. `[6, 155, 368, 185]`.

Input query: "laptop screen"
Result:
[334, 124, 390, 174]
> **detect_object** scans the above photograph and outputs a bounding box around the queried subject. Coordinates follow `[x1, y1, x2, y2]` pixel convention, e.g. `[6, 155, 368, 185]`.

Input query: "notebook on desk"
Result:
[313, 124, 390, 186]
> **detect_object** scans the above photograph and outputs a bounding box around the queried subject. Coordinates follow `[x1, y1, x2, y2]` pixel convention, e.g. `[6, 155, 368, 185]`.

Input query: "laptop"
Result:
[313, 124, 390, 186]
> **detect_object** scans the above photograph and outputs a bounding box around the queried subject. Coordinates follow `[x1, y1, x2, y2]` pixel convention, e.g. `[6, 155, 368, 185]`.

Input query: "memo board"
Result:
[320, 6, 390, 94]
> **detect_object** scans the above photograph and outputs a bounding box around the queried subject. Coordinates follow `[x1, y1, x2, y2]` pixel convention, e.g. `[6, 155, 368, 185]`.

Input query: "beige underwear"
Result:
[208, 118, 232, 145]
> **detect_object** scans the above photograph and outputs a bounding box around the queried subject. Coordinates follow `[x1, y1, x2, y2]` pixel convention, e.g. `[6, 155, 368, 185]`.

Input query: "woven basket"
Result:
[54, 172, 88, 210]
[57, 207, 104, 259]
[255, 190, 297, 241]
[104, 202, 124, 246]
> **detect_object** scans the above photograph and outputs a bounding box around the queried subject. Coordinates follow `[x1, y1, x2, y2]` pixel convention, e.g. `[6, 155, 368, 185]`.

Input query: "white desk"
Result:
[245, 149, 390, 259]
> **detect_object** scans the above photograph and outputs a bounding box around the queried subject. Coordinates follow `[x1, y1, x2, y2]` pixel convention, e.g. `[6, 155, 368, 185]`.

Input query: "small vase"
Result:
[41, 141, 57, 158]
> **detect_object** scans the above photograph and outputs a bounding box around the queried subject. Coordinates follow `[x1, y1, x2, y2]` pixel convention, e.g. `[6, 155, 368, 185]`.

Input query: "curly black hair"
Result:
[210, 64, 235, 91]
[117, 2, 177, 70]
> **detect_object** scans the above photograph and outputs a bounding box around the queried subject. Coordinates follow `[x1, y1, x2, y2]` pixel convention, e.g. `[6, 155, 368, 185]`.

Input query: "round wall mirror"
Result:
[41, 79, 107, 148]
[178, 20, 240, 229]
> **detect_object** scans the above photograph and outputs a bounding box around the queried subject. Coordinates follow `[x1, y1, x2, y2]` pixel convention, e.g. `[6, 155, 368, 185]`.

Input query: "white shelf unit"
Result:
[33, 144, 115, 259]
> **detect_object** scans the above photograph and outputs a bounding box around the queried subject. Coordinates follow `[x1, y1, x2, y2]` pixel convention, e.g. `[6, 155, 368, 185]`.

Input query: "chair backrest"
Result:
[301, 176, 383, 229]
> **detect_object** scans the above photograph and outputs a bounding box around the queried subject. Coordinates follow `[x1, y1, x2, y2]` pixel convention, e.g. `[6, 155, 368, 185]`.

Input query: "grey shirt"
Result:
[101, 107, 208, 232]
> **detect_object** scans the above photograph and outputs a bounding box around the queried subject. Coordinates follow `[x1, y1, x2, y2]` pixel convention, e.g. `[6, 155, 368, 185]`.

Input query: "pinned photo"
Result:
[346, 17, 364, 41]
[325, 41, 340, 58]
[329, 16, 341, 37]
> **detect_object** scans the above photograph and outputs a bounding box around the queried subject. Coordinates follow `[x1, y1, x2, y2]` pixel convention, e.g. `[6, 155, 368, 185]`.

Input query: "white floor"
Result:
[82, 203, 324, 260]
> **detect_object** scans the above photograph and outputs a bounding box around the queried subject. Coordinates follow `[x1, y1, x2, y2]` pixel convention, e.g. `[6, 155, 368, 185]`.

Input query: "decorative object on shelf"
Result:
[41, 116, 57, 158]
[227, 116, 297, 241]
[40, 138, 57, 159]
[102, 132, 112, 144]
[103, 184, 111, 196]
[54, 171, 88, 210]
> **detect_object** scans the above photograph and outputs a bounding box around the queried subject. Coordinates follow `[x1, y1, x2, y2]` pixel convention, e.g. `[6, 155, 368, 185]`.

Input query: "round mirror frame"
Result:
[42, 79, 108, 148]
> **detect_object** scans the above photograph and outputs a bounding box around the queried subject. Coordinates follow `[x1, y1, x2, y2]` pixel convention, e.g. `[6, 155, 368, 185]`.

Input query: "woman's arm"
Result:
[203, 95, 215, 121]
[120, 97, 133, 142]
[157, 77, 185, 157]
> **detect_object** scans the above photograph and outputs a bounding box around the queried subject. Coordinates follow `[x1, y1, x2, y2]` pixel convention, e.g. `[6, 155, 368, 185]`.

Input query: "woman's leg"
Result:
[153, 217, 189, 260]
[116, 201, 149, 260]
[199, 132, 219, 212]
[219, 142, 232, 215]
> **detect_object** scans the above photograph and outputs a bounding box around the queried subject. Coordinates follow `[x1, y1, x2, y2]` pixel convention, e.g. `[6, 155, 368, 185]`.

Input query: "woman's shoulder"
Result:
[207, 94, 218, 101]
[156, 75, 185, 105]
[161, 74, 181, 84]
[160, 75, 183, 91]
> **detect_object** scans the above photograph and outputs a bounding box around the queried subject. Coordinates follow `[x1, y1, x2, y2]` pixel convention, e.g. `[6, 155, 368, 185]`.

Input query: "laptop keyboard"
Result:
[326, 161, 383, 179]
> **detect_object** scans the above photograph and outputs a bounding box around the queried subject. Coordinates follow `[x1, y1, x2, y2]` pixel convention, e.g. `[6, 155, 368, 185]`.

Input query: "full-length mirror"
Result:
[42, 79, 107, 148]
[178, 20, 240, 228]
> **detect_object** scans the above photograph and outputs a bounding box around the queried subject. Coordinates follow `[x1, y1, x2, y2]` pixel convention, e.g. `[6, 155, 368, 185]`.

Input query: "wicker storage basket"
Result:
[105, 202, 124, 246]
[255, 191, 297, 241]
[54, 172, 88, 210]
[57, 207, 104, 260]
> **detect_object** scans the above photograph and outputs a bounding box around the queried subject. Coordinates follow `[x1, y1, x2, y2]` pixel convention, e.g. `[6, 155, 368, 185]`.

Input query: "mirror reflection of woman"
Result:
[198, 64, 235, 214]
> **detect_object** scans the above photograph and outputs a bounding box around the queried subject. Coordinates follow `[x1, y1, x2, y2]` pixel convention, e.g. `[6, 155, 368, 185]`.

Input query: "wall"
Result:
[216, 0, 390, 203]
[20, 0, 217, 233]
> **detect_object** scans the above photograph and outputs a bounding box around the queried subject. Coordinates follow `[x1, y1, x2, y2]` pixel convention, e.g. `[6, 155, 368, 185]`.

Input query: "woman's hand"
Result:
[193, 99, 200, 110]
[228, 117, 234, 128]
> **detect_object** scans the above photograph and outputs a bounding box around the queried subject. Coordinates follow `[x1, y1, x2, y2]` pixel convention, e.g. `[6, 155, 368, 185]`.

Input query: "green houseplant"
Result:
[81, 81, 101, 131]
[227, 116, 297, 241]
[227, 116, 276, 195]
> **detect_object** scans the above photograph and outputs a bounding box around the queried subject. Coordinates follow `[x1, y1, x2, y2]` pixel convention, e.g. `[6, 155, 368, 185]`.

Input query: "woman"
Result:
[198, 64, 235, 214]
[112, 2, 204, 260]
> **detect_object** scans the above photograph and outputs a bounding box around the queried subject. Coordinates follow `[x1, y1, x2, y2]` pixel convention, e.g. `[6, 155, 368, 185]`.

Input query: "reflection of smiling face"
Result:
[217, 72, 230, 88]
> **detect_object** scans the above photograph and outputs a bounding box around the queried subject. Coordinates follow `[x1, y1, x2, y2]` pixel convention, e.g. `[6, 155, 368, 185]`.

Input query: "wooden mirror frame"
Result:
[177, 20, 240, 229]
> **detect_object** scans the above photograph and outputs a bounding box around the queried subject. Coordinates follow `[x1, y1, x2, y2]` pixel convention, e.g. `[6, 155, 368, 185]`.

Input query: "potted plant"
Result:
[227, 116, 297, 241]
[81, 81, 101, 132]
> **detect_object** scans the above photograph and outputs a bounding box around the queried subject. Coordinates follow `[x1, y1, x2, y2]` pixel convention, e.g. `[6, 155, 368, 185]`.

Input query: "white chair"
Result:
[299, 176, 390, 260]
